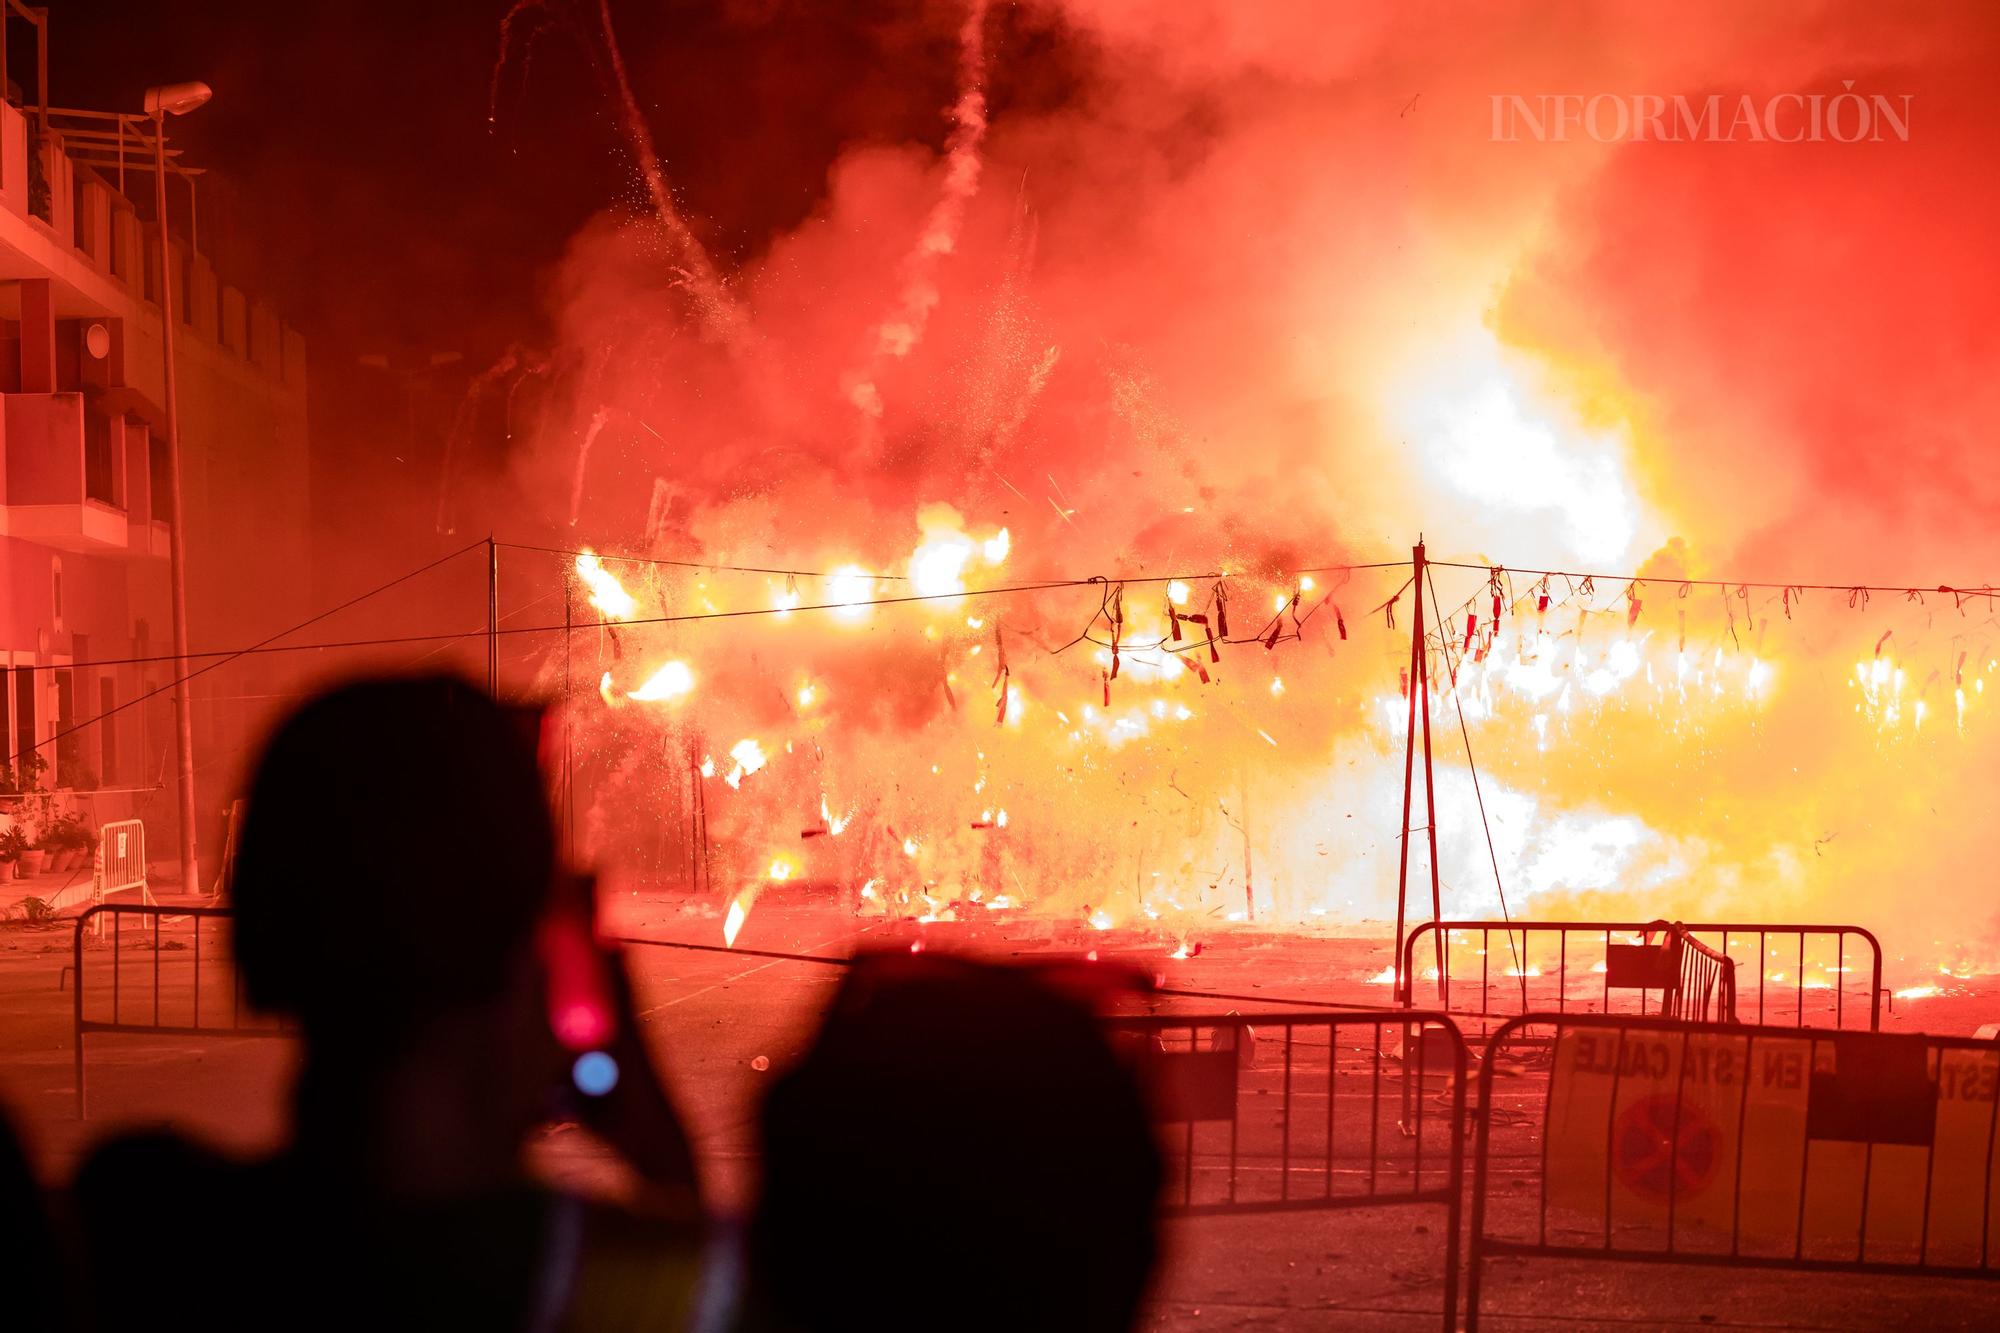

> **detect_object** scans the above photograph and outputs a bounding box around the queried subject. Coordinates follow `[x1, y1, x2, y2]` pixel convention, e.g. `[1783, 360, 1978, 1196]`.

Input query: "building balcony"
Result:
[0, 390, 162, 555]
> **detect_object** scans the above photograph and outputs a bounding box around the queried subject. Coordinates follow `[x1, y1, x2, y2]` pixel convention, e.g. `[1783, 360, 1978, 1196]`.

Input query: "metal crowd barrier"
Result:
[72, 902, 288, 1117]
[1659, 924, 1736, 1023]
[1106, 1010, 1467, 1331]
[1465, 1012, 2000, 1329]
[97, 818, 148, 898]
[43, 817, 152, 920]
[1401, 919, 1883, 1030]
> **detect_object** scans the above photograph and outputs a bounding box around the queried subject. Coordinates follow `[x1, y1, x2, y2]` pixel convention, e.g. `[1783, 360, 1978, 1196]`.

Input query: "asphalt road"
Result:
[4, 895, 1999, 1330]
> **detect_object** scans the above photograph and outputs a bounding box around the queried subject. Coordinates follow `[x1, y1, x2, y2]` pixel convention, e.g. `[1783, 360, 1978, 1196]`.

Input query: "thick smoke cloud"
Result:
[495, 0, 2000, 974]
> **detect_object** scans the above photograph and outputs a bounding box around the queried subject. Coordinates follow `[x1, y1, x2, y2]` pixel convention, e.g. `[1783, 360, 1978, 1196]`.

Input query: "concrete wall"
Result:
[3, 393, 83, 505]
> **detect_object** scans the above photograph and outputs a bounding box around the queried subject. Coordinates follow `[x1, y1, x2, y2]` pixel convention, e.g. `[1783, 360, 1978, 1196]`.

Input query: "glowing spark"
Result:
[598, 671, 617, 706]
[574, 552, 637, 620]
[826, 565, 875, 618]
[910, 520, 975, 596]
[629, 660, 695, 702]
[1167, 580, 1190, 607]
[821, 795, 851, 836]
[1089, 910, 1114, 931]
[903, 837, 919, 856]
[982, 528, 1010, 563]
[767, 857, 795, 881]
[1364, 965, 1397, 985]
[725, 738, 767, 789]
[797, 682, 817, 708]
[1895, 983, 1942, 1001]
[1270, 677, 1285, 697]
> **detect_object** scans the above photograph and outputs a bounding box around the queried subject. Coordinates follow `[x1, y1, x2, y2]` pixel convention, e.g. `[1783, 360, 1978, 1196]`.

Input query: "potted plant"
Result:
[17, 833, 46, 877]
[72, 819, 99, 874]
[61, 817, 96, 873]
[0, 826, 26, 881]
[42, 815, 72, 873]
[13, 753, 47, 792]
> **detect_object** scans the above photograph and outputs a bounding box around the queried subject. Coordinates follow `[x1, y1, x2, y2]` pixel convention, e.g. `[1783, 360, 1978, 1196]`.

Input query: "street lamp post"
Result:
[144, 80, 211, 896]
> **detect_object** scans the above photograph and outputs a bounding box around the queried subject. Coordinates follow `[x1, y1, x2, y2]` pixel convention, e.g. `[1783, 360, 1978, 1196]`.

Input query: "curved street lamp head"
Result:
[143, 82, 213, 117]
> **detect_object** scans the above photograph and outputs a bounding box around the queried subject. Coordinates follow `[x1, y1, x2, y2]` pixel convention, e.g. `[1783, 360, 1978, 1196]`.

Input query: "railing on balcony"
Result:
[42, 107, 203, 253]
[0, 393, 162, 553]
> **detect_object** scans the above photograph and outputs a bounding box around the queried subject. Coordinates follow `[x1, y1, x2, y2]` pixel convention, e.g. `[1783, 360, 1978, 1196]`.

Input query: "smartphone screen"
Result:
[541, 872, 616, 1055]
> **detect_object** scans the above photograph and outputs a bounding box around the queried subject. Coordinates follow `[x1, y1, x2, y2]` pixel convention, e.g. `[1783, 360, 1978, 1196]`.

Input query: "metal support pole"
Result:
[72, 911, 85, 1118]
[154, 111, 200, 897]
[1416, 548, 1446, 995]
[1394, 543, 1422, 1003]
[486, 536, 499, 694]
[34, 5, 46, 130]
[562, 569, 573, 862]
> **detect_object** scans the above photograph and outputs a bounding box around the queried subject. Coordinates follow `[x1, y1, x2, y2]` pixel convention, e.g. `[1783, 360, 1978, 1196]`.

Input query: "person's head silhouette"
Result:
[231, 674, 564, 1184]
[752, 953, 1162, 1332]
[234, 673, 554, 1039]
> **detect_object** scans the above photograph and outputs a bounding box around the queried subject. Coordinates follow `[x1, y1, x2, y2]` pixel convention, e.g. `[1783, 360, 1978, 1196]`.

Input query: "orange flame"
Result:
[629, 660, 695, 702]
[574, 551, 637, 620]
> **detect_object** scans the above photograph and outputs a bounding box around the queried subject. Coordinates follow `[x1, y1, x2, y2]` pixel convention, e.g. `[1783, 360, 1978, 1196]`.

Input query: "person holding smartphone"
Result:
[73, 674, 706, 1333]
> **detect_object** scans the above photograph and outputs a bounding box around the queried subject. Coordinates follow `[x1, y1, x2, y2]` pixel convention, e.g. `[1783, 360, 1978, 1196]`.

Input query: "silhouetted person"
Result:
[741, 953, 1162, 1333]
[73, 675, 704, 1331]
[0, 1110, 67, 1331]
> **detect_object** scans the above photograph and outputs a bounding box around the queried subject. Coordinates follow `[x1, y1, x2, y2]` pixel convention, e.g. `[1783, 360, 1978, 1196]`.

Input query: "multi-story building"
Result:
[0, 53, 309, 882]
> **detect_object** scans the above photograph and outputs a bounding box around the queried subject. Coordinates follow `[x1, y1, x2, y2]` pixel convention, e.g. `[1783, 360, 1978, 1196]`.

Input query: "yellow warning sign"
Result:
[1545, 1026, 2000, 1264]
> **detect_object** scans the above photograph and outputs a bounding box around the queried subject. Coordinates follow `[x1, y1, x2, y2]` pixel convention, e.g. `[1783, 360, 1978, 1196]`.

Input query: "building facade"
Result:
[0, 80, 309, 882]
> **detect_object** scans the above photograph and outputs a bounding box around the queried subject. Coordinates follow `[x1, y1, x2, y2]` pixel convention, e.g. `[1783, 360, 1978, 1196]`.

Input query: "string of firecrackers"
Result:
[992, 615, 1011, 726]
[544, 536, 1998, 626]
[556, 536, 1996, 729]
[1420, 560, 2000, 736]
[1431, 574, 1746, 673]
[1424, 560, 1993, 663]
[1060, 571, 1387, 708]
[1425, 570, 1680, 686]
[1431, 559, 2000, 618]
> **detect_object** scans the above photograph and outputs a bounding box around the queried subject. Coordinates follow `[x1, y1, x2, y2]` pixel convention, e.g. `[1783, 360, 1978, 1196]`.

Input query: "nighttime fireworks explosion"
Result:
[2, 3, 1999, 1330]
